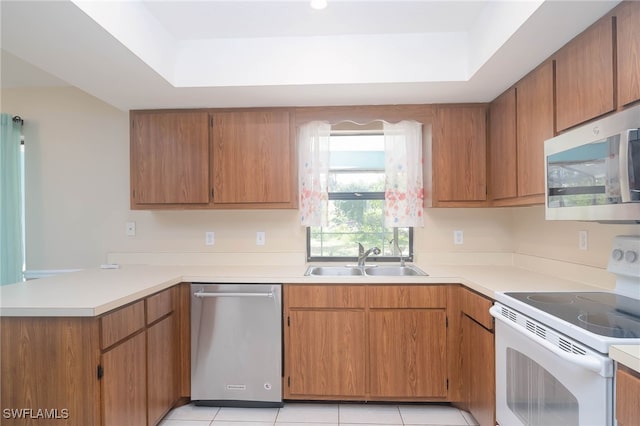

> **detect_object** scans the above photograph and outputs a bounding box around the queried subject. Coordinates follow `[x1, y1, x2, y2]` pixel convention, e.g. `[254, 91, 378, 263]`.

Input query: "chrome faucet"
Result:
[357, 243, 381, 267]
[390, 239, 406, 267]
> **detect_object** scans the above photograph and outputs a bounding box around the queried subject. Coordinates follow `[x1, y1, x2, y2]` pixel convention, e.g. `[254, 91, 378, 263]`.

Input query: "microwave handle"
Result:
[619, 129, 631, 203]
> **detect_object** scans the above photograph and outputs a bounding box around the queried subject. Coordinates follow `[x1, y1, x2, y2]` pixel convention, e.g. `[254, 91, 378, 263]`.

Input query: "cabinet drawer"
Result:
[101, 301, 145, 349]
[147, 288, 174, 324]
[462, 289, 494, 331]
[368, 285, 447, 308]
[286, 285, 365, 308]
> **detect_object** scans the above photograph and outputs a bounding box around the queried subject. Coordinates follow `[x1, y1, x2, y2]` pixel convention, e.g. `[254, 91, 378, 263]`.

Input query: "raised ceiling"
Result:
[0, 0, 620, 111]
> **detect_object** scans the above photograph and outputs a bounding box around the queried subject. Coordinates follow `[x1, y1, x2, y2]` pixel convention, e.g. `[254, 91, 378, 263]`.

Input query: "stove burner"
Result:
[505, 291, 640, 340]
[577, 312, 640, 338]
[526, 294, 575, 304]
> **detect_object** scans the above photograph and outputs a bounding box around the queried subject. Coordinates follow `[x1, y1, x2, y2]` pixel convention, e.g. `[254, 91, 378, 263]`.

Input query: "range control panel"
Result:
[608, 235, 640, 278]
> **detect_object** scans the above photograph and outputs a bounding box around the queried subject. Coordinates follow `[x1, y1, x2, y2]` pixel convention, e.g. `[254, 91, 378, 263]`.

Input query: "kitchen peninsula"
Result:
[0, 262, 622, 426]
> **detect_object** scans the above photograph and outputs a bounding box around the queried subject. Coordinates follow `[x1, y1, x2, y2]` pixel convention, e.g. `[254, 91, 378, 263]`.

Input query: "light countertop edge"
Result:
[610, 345, 640, 374]
[0, 263, 605, 317]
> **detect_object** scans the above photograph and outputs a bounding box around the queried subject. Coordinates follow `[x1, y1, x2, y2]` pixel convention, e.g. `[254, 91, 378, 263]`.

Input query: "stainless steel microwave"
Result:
[544, 105, 640, 222]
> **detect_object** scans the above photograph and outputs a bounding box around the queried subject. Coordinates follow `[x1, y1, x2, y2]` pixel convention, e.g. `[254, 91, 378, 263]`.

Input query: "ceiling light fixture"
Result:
[310, 0, 327, 10]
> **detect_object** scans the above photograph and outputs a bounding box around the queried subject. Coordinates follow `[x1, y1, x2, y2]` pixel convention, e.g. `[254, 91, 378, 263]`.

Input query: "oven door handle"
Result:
[490, 305, 613, 377]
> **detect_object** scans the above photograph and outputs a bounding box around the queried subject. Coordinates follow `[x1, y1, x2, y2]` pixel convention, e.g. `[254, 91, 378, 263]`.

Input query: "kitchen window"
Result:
[304, 122, 416, 262]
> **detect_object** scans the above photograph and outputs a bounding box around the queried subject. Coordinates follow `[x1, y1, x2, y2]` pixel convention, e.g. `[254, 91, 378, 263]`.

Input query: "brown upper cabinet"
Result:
[433, 104, 488, 206]
[130, 109, 296, 209]
[516, 61, 555, 201]
[489, 88, 517, 201]
[616, 1, 640, 107]
[131, 111, 210, 206]
[490, 67, 554, 206]
[211, 110, 295, 207]
[555, 14, 615, 132]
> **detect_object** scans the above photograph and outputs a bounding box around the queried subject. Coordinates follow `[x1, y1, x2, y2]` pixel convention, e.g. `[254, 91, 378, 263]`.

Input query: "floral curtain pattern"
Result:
[298, 121, 331, 226]
[383, 120, 424, 227]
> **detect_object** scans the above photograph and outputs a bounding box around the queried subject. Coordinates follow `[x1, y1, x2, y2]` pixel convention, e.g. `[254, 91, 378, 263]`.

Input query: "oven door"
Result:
[491, 304, 614, 426]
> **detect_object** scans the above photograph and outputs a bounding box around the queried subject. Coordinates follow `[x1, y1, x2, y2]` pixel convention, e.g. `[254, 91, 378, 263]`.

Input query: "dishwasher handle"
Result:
[193, 288, 276, 299]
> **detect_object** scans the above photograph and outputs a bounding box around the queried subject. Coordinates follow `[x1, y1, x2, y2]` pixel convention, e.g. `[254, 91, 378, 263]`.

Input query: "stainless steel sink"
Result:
[304, 265, 427, 277]
[305, 266, 363, 276]
[364, 265, 428, 276]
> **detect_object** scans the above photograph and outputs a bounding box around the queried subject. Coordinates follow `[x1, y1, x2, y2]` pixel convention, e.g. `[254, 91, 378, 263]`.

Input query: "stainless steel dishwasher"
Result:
[190, 283, 283, 407]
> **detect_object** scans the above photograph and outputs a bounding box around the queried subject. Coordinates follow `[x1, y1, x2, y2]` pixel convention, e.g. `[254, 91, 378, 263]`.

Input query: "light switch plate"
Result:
[256, 231, 266, 246]
[205, 231, 215, 246]
[454, 230, 464, 245]
[579, 230, 588, 250]
[126, 221, 136, 236]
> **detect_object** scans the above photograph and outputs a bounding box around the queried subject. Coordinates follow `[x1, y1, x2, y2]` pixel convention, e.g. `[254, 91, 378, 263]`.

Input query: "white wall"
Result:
[2, 86, 633, 273]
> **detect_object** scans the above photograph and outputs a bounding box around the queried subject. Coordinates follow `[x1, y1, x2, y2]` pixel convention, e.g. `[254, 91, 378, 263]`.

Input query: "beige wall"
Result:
[2, 86, 635, 272]
[511, 205, 638, 269]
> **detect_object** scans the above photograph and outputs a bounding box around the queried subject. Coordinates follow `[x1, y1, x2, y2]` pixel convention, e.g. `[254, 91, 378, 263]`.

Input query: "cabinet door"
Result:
[369, 309, 447, 398]
[131, 112, 210, 205]
[489, 88, 517, 200]
[616, 1, 640, 107]
[555, 16, 615, 131]
[516, 61, 554, 198]
[461, 314, 495, 426]
[433, 105, 487, 204]
[147, 314, 177, 426]
[102, 332, 147, 426]
[0, 317, 101, 426]
[616, 367, 640, 426]
[287, 310, 366, 398]
[212, 110, 293, 205]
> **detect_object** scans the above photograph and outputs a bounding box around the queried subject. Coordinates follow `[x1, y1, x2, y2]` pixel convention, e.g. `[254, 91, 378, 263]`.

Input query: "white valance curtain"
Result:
[0, 113, 24, 285]
[297, 119, 424, 227]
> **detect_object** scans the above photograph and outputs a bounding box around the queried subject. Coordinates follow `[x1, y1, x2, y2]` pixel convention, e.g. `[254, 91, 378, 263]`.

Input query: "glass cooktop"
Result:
[504, 292, 640, 338]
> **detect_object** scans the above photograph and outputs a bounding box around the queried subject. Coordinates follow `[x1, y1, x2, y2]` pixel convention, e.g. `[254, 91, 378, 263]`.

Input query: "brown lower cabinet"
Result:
[457, 287, 496, 426]
[2, 281, 497, 424]
[147, 312, 178, 426]
[287, 310, 366, 398]
[369, 309, 447, 398]
[284, 284, 449, 401]
[616, 365, 640, 426]
[102, 331, 147, 426]
[0, 285, 186, 426]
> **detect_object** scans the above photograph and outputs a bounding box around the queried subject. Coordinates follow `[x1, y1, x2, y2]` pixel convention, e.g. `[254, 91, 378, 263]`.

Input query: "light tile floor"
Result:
[160, 402, 479, 426]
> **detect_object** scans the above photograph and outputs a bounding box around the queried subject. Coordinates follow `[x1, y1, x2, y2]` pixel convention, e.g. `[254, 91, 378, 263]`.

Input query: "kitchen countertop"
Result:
[0, 263, 603, 317]
[2, 262, 638, 372]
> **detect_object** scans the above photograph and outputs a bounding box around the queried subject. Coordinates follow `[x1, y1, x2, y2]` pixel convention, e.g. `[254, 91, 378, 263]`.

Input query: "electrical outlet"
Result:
[453, 230, 464, 245]
[126, 221, 136, 236]
[256, 231, 266, 246]
[579, 230, 588, 250]
[205, 231, 215, 246]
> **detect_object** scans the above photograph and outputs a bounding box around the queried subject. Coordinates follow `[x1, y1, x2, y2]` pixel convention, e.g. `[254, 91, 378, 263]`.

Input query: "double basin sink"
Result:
[305, 265, 428, 277]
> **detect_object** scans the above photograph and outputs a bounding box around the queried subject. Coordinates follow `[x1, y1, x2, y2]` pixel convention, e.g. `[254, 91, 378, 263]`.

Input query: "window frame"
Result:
[305, 127, 414, 263]
[306, 225, 414, 263]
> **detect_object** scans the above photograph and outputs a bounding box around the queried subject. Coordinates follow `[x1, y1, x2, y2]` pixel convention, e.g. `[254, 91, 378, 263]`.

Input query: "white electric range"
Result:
[491, 235, 640, 426]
